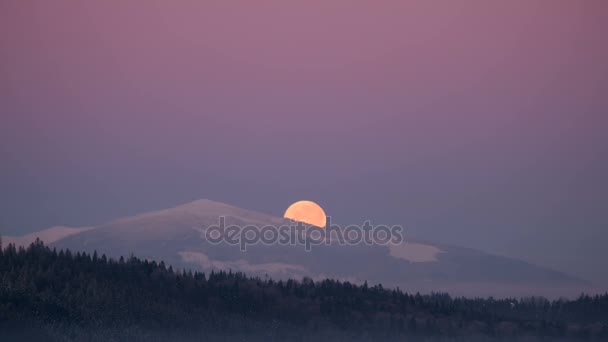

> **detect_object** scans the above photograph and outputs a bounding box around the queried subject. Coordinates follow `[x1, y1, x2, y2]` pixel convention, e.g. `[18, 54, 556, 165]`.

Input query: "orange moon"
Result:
[283, 200, 327, 228]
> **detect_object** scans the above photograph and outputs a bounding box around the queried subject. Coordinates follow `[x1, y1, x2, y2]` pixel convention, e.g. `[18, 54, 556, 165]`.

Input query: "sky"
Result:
[1, 1, 607, 286]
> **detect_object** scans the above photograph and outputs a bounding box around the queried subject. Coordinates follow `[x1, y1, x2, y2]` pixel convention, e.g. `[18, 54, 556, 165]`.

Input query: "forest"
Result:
[1, 239, 607, 341]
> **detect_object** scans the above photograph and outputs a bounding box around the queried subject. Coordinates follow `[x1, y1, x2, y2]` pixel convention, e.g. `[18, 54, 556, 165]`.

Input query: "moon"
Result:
[283, 200, 327, 228]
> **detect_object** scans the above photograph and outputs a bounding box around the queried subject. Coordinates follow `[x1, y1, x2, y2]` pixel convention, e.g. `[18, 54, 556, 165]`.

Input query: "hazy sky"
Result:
[1, 1, 607, 285]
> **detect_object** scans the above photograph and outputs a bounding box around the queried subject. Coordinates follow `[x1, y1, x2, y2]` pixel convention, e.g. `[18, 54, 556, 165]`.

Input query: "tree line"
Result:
[0, 238, 607, 340]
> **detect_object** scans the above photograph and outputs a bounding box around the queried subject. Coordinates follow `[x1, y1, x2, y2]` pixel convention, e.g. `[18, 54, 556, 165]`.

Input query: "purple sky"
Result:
[1, 1, 607, 285]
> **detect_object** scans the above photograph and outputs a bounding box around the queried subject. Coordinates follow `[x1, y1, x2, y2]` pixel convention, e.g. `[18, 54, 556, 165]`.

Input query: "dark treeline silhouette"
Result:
[1, 239, 607, 341]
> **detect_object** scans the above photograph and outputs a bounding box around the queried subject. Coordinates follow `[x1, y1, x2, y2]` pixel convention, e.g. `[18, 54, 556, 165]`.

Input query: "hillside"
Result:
[40, 199, 588, 297]
[0, 240, 607, 341]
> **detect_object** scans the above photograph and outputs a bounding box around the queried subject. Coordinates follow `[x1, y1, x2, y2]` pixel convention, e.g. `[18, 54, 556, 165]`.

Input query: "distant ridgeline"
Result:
[0, 239, 607, 341]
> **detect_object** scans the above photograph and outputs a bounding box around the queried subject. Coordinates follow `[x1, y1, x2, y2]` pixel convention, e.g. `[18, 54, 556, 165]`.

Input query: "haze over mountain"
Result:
[5, 199, 591, 298]
[3, 226, 93, 248]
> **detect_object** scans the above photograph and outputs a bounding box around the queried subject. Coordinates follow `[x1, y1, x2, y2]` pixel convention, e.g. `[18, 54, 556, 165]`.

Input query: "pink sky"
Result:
[1, 1, 607, 285]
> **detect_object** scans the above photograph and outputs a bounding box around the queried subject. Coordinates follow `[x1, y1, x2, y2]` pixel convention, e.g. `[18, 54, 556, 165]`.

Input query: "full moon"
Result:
[283, 200, 327, 228]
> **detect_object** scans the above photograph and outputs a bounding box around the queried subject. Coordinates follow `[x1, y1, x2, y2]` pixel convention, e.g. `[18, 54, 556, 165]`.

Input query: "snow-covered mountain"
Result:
[6, 199, 589, 297]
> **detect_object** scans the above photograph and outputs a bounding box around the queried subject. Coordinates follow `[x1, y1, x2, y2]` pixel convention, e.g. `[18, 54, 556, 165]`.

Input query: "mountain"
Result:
[10, 199, 589, 297]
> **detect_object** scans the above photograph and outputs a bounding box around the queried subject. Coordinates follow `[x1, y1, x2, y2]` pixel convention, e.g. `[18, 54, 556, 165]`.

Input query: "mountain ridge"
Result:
[4, 199, 591, 297]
